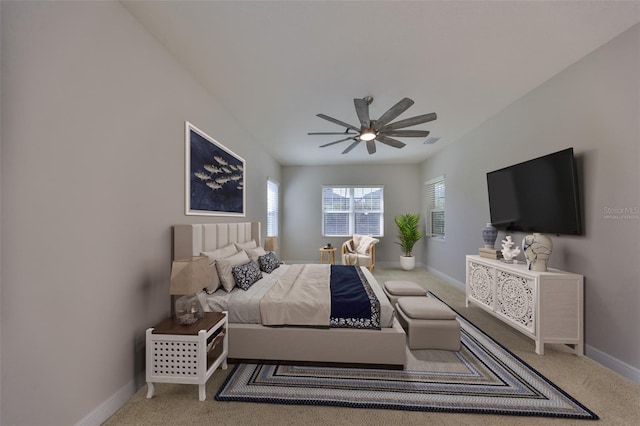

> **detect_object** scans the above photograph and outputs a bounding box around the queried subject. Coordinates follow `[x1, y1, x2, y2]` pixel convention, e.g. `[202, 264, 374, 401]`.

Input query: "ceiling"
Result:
[122, 1, 639, 166]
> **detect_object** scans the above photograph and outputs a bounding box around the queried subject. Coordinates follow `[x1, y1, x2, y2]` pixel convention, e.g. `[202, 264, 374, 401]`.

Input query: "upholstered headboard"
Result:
[173, 222, 261, 260]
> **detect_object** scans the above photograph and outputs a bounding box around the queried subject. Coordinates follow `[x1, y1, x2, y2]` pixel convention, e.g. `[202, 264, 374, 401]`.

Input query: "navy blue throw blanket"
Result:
[329, 265, 380, 330]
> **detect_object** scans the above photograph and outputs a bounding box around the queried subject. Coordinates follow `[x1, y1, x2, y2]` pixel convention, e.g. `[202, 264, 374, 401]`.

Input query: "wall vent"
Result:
[424, 137, 440, 145]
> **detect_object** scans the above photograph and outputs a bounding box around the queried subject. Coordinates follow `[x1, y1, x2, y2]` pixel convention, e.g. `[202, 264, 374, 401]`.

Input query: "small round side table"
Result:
[319, 247, 336, 264]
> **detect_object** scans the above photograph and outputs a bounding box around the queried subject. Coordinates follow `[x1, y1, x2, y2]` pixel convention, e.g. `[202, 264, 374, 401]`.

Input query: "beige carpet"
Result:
[104, 266, 640, 425]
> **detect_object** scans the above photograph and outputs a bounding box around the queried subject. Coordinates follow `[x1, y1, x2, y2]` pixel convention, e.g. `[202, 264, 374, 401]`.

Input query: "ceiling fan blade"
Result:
[376, 134, 406, 149]
[366, 140, 376, 154]
[354, 98, 371, 129]
[316, 114, 360, 132]
[382, 112, 437, 131]
[308, 132, 356, 135]
[342, 140, 361, 154]
[319, 137, 355, 148]
[373, 98, 414, 130]
[383, 130, 430, 138]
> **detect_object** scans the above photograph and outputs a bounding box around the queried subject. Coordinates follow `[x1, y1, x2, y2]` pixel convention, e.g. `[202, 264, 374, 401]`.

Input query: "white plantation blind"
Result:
[267, 178, 279, 237]
[425, 176, 445, 239]
[322, 186, 384, 237]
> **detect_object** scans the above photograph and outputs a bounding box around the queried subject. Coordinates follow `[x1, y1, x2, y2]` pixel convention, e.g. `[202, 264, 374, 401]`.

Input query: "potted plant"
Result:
[395, 213, 423, 270]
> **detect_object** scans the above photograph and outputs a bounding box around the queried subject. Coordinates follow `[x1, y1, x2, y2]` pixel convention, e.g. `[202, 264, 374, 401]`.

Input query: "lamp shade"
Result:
[264, 236, 278, 252]
[169, 256, 210, 296]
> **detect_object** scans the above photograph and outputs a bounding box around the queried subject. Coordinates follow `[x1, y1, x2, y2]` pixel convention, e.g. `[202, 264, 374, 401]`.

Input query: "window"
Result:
[425, 176, 445, 239]
[266, 178, 279, 237]
[322, 186, 384, 237]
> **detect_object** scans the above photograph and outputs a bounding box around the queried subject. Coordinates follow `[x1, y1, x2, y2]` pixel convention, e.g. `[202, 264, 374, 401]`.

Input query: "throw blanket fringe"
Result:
[343, 253, 358, 265]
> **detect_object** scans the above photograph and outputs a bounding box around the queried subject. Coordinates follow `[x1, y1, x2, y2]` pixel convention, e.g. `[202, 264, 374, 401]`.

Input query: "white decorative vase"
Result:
[400, 256, 416, 271]
[522, 233, 553, 272]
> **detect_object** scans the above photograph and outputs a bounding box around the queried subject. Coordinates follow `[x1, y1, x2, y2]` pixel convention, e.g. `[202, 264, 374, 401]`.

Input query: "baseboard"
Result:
[374, 260, 399, 268]
[423, 265, 466, 292]
[75, 372, 144, 426]
[585, 344, 640, 386]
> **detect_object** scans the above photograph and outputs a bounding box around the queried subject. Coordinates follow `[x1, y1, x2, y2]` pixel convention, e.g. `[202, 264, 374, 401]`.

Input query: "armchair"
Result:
[341, 234, 379, 271]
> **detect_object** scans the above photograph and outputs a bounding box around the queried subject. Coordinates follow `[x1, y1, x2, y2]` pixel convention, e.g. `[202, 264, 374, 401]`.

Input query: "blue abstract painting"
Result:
[186, 122, 245, 216]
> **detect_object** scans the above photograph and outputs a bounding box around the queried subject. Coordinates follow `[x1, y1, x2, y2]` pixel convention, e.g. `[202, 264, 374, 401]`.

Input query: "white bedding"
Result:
[198, 264, 394, 328]
[260, 264, 332, 326]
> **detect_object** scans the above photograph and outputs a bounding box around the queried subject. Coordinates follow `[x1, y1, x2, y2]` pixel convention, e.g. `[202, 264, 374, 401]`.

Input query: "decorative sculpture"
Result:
[522, 233, 553, 271]
[501, 236, 520, 262]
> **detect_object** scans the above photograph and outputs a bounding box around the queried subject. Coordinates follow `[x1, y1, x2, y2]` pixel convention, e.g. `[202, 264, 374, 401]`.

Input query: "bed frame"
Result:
[174, 222, 406, 367]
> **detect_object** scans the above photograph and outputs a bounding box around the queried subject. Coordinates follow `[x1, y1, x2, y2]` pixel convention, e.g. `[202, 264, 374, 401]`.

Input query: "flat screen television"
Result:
[486, 148, 582, 235]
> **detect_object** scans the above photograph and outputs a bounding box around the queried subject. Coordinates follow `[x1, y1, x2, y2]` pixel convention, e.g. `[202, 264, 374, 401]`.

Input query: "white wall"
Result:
[0, 2, 279, 425]
[0, 2, 3, 420]
[282, 164, 422, 264]
[420, 24, 640, 378]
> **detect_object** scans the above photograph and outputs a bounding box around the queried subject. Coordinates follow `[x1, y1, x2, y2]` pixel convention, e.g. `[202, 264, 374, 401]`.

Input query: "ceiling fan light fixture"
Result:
[311, 96, 437, 155]
[359, 130, 376, 141]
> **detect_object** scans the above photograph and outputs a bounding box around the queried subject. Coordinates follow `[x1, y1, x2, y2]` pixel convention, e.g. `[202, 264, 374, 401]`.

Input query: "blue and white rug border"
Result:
[215, 292, 599, 420]
[425, 291, 598, 420]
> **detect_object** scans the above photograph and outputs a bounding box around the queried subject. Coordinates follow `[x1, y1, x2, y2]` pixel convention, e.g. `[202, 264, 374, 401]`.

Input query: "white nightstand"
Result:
[146, 311, 228, 401]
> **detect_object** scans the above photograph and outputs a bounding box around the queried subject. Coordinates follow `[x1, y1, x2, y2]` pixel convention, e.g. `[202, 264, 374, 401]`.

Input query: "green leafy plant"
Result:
[395, 213, 423, 257]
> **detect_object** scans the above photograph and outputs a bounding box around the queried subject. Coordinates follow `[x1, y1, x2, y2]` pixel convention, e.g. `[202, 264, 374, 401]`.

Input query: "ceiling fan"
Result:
[308, 96, 437, 155]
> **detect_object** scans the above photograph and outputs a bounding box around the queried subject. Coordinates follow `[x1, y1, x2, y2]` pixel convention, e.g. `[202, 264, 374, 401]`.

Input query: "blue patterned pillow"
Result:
[258, 251, 280, 273]
[231, 261, 263, 291]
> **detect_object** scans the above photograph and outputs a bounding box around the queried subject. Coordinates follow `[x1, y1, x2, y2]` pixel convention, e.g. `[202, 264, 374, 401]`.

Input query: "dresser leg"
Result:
[199, 384, 206, 401]
[146, 382, 155, 399]
[535, 341, 545, 355]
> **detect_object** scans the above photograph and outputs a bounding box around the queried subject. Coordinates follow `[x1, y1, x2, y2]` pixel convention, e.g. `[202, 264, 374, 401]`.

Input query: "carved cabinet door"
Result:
[495, 270, 535, 334]
[467, 261, 494, 309]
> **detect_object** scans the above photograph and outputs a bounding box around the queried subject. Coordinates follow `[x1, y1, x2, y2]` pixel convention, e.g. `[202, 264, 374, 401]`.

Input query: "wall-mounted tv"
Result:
[486, 148, 582, 235]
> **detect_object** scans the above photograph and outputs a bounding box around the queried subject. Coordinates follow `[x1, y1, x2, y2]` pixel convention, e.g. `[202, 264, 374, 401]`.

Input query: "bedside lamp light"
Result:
[264, 236, 278, 252]
[169, 256, 209, 325]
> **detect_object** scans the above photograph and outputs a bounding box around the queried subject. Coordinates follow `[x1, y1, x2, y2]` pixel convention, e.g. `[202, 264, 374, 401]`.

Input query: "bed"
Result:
[174, 222, 406, 367]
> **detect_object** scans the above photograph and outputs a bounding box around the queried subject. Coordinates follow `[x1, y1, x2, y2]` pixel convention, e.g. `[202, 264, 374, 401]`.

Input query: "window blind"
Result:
[322, 186, 384, 237]
[425, 176, 445, 238]
[266, 178, 279, 237]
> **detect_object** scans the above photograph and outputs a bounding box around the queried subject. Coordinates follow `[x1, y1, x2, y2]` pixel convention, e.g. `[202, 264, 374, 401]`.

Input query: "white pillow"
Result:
[234, 239, 257, 250]
[246, 246, 267, 263]
[352, 234, 366, 249]
[216, 250, 251, 292]
[200, 244, 239, 293]
[354, 234, 379, 255]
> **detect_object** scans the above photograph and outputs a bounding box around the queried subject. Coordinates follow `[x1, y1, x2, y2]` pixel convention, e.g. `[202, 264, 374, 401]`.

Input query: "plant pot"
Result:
[400, 256, 415, 271]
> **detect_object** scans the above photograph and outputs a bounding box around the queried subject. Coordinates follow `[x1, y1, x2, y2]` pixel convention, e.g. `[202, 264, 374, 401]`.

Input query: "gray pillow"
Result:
[234, 239, 257, 251]
[216, 250, 251, 292]
[200, 244, 239, 293]
[246, 246, 267, 263]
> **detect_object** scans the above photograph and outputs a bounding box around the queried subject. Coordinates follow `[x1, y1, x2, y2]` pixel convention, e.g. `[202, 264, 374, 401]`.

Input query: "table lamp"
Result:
[264, 236, 278, 252]
[169, 256, 209, 325]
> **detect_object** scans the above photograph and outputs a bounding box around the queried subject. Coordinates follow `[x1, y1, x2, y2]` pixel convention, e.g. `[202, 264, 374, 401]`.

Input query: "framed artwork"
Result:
[185, 121, 246, 216]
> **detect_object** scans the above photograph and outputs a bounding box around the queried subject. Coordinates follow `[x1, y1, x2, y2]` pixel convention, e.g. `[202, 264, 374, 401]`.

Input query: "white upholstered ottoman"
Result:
[396, 297, 461, 351]
[383, 281, 426, 307]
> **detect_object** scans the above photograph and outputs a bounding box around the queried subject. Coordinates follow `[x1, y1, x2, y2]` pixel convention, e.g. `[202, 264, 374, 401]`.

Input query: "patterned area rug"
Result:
[216, 293, 598, 420]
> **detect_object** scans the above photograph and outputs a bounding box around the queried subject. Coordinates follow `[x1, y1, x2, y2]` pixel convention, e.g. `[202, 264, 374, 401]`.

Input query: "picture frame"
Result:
[185, 121, 246, 216]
